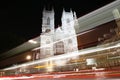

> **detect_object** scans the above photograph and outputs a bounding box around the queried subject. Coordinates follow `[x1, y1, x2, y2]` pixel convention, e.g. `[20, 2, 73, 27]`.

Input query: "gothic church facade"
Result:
[40, 8, 78, 59]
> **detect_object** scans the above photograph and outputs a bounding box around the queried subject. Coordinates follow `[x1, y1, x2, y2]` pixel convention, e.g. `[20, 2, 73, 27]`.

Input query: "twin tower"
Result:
[40, 8, 79, 59]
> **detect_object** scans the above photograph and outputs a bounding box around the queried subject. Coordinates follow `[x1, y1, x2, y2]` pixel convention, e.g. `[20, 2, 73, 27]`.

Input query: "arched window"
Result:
[47, 17, 50, 25]
[55, 41, 64, 55]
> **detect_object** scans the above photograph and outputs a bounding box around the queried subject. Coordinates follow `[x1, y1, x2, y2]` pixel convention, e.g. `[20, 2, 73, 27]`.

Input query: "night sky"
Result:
[0, 0, 115, 54]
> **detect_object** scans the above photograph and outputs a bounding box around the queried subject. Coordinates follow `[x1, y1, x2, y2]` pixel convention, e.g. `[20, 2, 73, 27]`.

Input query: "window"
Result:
[67, 18, 70, 23]
[55, 41, 64, 55]
[34, 50, 40, 60]
[47, 17, 50, 25]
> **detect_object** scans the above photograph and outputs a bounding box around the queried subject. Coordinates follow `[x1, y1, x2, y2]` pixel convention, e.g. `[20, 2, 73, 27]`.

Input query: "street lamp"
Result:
[26, 55, 32, 60]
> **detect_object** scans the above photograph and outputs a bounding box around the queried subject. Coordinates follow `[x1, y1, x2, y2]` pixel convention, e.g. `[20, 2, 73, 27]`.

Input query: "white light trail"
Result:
[3, 40, 120, 70]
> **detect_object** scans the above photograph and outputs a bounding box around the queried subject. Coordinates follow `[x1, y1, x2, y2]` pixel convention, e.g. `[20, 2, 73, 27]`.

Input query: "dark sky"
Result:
[0, 0, 115, 53]
[8, 0, 115, 38]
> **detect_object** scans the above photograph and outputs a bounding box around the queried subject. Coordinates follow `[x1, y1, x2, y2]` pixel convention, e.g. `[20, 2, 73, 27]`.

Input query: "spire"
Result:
[70, 8, 74, 18]
[63, 8, 66, 14]
[63, 8, 65, 12]
[51, 6, 54, 12]
[43, 5, 46, 12]
[62, 8, 66, 18]
[73, 11, 77, 20]
[70, 8, 73, 14]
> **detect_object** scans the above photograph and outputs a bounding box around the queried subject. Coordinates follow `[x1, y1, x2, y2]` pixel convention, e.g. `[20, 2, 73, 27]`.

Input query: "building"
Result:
[34, 8, 78, 60]
[0, 0, 120, 69]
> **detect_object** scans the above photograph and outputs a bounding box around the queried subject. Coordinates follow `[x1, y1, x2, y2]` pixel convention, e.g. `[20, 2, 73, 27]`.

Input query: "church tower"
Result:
[61, 9, 74, 32]
[61, 9, 78, 53]
[42, 7, 54, 33]
[40, 7, 55, 59]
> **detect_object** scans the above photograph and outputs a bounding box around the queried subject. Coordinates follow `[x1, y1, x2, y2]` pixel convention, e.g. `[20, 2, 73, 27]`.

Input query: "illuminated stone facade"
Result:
[40, 8, 79, 59]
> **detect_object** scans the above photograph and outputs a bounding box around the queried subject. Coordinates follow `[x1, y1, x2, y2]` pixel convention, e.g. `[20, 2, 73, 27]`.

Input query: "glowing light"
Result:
[28, 40, 37, 44]
[0, 76, 34, 79]
[86, 58, 96, 65]
[26, 55, 32, 60]
[34, 65, 45, 69]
